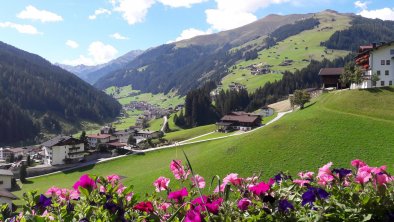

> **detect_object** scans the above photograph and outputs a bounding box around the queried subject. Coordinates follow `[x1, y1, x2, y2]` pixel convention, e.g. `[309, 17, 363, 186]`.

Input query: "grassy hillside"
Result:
[15, 88, 394, 202]
[221, 11, 351, 92]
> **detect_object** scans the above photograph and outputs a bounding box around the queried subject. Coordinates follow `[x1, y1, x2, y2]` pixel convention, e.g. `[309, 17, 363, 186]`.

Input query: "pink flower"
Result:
[223, 173, 243, 186]
[351, 159, 367, 168]
[45, 186, 61, 196]
[73, 174, 97, 191]
[249, 181, 270, 196]
[59, 189, 79, 201]
[107, 174, 121, 184]
[191, 175, 205, 189]
[317, 162, 334, 186]
[133, 201, 154, 213]
[318, 162, 333, 176]
[356, 166, 373, 184]
[185, 208, 202, 222]
[298, 171, 314, 180]
[117, 184, 126, 195]
[293, 179, 310, 186]
[371, 165, 387, 174]
[170, 160, 190, 180]
[168, 187, 188, 203]
[99, 185, 106, 193]
[237, 198, 251, 211]
[159, 202, 171, 211]
[153, 176, 170, 192]
[191, 196, 222, 215]
[213, 183, 226, 193]
[126, 192, 133, 202]
[376, 173, 390, 185]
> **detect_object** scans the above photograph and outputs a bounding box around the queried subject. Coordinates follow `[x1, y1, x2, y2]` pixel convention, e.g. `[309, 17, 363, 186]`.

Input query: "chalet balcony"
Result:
[68, 151, 85, 159]
[69, 147, 83, 153]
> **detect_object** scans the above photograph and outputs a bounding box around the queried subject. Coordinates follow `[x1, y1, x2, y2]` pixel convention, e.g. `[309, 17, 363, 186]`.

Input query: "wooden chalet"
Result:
[318, 67, 345, 89]
[216, 112, 262, 132]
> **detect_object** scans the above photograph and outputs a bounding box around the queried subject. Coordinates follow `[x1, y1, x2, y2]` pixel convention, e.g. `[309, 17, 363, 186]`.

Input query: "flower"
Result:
[351, 159, 367, 168]
[213, 183, 226, 193]
[237, 198, 251, 211]
[356, 166, 373, 184]
[73, 174, 96, 191]
[249, 181, 270, 196]
[45, 186, 61, 196]
[185, 208, 202, 222]
[168, 187, 188, 203]
[302, 187, 329, 206]
[223, 173, 242, 186]
[278, 199, 294, 212]
[106, 174, 121, 184]
[332, 168, 352, 180]
[192, 196, 222, 214]
[153, 176, 170, 192]
[317, 162, 334, 185]
[191, 175, 205, 188]
[159, 202, 171, 211]
[133, 201, 154, 213]
[126, 192, 133, 202]
[293, 179, 310, 186]
[170, 160, 190, 180]
[298, 171, 314, 180]
[37, 194, 52, 208]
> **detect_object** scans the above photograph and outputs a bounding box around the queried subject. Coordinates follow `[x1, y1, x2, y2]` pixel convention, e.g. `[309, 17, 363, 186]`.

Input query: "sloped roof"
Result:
[41, 135, 81, 147]
[221, 115, 259, 123]
[0, 169, 13, 176]
[0, 189, 18, 199]
[87, 134, 111, 139]
[318, 68, 344, 76]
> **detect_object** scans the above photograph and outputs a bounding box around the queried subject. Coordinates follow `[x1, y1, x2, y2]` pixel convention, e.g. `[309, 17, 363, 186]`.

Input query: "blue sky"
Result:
[0, 0, 393, 66]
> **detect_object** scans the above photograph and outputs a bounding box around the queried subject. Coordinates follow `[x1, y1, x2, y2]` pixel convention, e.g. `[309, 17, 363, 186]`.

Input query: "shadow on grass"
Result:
[21, 180, 34, 184]
[364, 87, 394, 93]
[303, 102, 317, 109]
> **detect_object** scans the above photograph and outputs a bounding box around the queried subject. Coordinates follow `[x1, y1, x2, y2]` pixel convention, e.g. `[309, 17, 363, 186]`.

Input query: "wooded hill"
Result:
[0, 41, 121, 145]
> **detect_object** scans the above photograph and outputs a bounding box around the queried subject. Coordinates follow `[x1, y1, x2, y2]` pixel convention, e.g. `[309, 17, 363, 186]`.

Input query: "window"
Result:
[381, 60, 386, 65]
[0, 181, 3, 185]
[377, 70, 381, 76]
[387, 60, 391, 65]
[372, 81, 376, 87]
[381, 81, 385, 86]
[385, 70, 390, 76]
[391, 49, 394, 55]
[390, 81, 393, 86]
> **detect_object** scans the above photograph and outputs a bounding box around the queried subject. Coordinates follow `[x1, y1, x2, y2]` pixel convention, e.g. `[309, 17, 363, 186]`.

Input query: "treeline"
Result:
[321, 16, 394, 51]
[214, 89, 250, 116]
[0, 41, 122, 145]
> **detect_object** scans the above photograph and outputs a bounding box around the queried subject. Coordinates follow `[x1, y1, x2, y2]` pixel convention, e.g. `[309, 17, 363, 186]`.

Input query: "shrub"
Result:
[2, 158, 394, 221]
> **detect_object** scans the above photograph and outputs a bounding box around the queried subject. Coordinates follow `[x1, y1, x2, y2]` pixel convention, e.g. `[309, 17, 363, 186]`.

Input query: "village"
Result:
[1, 41, 394, 209]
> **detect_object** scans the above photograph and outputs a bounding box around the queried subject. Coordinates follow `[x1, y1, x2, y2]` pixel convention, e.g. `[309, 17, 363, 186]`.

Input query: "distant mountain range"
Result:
[0, 41, 122, 145]
[57, 49, 144, 84]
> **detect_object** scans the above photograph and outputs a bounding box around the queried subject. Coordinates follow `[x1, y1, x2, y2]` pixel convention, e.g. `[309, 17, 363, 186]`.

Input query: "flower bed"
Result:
[1, 159, 393, 221]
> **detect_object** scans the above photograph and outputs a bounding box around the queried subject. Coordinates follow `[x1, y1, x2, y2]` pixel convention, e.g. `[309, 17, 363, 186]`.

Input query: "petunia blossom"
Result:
[293, 179, 310, 186]
[72, 174, 97, 191]
[191, 175, 205, 189]
[237, 198, 251, 211]
[249, 181, 270, 196]
[223, 173, 243, 186]
[133, 201, 154, 213]
[168, 187, 188, 203]
[153, 176, 170, 192]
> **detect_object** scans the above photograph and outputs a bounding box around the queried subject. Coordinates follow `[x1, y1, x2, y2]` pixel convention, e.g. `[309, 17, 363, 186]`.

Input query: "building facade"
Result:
[0, 169, 13, 190]
[42, 136, 85, 165]
[355, 42, 394, 88]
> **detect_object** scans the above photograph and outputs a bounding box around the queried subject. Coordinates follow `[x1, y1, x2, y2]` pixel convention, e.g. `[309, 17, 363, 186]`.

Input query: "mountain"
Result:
[0, 41, 122, 145]
[58, 50, 143, 84]
[95, 10, 394, 97]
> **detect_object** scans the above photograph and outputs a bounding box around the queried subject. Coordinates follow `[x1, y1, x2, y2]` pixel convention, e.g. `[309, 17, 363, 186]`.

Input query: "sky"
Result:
[0, 0, 393, 66]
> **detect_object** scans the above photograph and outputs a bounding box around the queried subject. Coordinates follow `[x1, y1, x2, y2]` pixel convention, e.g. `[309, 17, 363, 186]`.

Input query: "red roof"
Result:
[87, 134, 111, 139]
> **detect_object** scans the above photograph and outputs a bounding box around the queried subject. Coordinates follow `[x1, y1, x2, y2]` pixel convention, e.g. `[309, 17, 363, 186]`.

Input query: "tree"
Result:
[351, 66, 364, 87]
[79, 131, 86, 142]
[7, 153, 15, 163]
[20, 165, 27, 183]
[293, 90, 311, 109]
[127, 135, 136, 145]
[27, 155, 31, 167]
[340, 63, 353, 89]
[371, 73, 380, 88]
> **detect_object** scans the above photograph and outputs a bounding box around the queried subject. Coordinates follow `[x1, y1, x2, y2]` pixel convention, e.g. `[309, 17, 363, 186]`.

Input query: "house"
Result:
[354, 41, 394, 88]
[318, 67, 345, 89]
[0, 189, 18, 210]
[87, 134, 112, 148]
[255, 106, 274, 117]
[0, 147, 26, 161]
[113, 129, 133, 143]
[133, 130, 162, 139]
[42, 136, 85, 165]
[100, 126, 115, 134]
[0, 169, 13, 190]
[216, 112, 262, 132]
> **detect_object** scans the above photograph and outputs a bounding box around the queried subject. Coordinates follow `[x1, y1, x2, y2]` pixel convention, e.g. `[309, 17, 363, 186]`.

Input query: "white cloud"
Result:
[358, 8, 394, 21]
[0, 22, 41, 35]
[354, 1, 369, 10]
[205, 0, 290, 31]
[88, 8, 112, 20]
[110, 0, 155, 25]
[62, 41, 118, 66]
[173, 28, 212, 42]
[110, 32, 129, 40]
[157, 0, 207, 8]
[17, 5, 63, 23]
[65, 40, 79, 49]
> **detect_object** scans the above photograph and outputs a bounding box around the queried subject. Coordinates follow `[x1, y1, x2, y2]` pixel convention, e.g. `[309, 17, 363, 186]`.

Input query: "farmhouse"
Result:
[87, 134, 113, 148]
[354, 41, 394, 88]
[0, 169, 13, 190]
[133, 130, 162, 139]
[42, 136, 85, 166]
[216, 112, 262, 132]
[318, 67, 345, 89]
[0, 147, 26, 161]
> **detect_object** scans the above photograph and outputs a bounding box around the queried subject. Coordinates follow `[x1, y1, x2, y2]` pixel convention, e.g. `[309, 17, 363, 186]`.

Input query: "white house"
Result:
[42, 136, 85, 166]
[0, 189, 18, 210]
[86, 134, 112, 148]
[354, 41, 394, 88]
[0, 169, 13, 190]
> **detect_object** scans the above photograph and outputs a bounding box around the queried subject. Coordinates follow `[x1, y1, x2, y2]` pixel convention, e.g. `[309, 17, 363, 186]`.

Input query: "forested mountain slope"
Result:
[0, 41, 121, 145]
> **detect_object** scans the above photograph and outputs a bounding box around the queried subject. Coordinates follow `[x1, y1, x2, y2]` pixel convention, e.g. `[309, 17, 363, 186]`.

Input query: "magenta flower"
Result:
[73, 174, 97, 191]
[191, 175, 206, 189]
[133, 201, 154, 213]
[249, 181, 270, 196]
[168, 187, 188, 203]
[185, 208, 202, 222]
[153, 176, 170, 192]
[192, 196, 222, 215]
[237, 198, 251, 211]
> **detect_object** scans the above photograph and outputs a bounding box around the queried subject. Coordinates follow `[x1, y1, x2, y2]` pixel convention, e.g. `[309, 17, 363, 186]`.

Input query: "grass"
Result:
[221, 11, 351, 93]
[262, 112, 278, 125]
[148, 118, 164, 131]
[14, 88, 394, 204]
[112, 110, 143, 130]
[164, 124, 216, 142]
[186, 131, 237, 143]
[118, 92, 184, 109]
